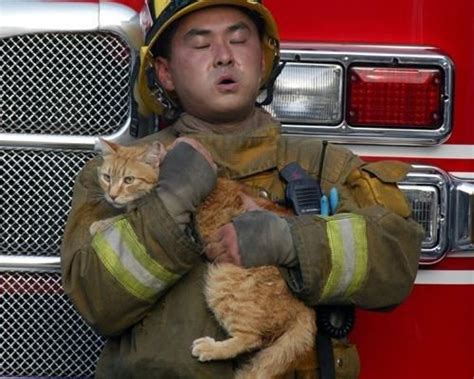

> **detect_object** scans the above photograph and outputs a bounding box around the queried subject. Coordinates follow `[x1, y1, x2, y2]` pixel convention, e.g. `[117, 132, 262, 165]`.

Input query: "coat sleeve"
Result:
[60, 157, 201, 337]
[281, 143, 424, 309]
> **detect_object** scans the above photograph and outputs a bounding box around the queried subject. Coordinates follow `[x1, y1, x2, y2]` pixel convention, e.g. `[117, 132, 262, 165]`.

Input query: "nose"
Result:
[109, 186, 119, 200]
[213, 41, 234, 67]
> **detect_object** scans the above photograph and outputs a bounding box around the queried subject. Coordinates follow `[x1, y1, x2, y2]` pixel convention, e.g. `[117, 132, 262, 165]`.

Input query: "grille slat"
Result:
[0, 149, 96, 256]
[0, 272, 105, 377]
[1, 32, 131, 135]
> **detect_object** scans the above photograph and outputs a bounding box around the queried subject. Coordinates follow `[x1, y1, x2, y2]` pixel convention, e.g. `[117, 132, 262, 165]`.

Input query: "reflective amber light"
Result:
[347, 66, 444, 128]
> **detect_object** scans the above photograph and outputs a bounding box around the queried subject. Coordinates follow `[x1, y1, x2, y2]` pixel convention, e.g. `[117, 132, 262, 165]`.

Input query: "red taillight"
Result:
[347, 66, 443, 128]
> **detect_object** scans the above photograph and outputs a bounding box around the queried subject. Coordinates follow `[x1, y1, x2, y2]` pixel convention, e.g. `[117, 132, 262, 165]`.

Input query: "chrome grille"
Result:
[0, 272, 105, 377]
[0, 149, 96, 256]
[1, 32, 131, 135]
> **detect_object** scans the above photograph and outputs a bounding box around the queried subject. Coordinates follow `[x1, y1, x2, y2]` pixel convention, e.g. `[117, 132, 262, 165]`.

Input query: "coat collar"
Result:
[170, 109, 281, 179]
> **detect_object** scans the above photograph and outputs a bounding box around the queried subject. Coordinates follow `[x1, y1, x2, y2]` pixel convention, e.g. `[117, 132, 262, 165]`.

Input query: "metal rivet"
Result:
[259, 190, 270, 199]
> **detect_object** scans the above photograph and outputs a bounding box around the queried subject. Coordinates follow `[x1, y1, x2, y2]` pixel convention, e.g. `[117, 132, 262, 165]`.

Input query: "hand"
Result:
[203, 223, 242, 265]
[205, 211, 298, 268]
[157, 140, 217, 227]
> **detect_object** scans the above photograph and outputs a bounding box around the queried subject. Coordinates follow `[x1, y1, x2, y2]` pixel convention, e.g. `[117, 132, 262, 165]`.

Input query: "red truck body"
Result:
[264, 1, 473, 378]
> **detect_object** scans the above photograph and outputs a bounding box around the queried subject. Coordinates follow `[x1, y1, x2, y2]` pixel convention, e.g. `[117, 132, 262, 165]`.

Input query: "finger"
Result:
[203, 241, 226, 261]
[214, 254, 237, 265]
[206, 229, 225, 244]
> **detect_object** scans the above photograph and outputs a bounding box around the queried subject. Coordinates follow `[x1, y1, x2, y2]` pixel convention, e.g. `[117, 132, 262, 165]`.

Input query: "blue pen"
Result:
[320, 195, 329, 216]
[329, 187, 339, 215]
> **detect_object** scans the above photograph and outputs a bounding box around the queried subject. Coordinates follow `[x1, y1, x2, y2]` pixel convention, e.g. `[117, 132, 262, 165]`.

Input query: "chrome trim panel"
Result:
[100, 2, 145, 49]
[0, 2, 99, 37]
[278, 43, 454, 146]
[453, 181, 474, 251]
[0, 256, 60, 273]
[0, 128, 136, 150]
[0, 1, 142, 41]
[345, 144, 474, 160]
[400, 165, 474, 264]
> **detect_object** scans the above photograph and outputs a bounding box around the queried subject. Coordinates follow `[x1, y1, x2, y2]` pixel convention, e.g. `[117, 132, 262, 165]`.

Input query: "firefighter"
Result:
[60, 1, 424, 378]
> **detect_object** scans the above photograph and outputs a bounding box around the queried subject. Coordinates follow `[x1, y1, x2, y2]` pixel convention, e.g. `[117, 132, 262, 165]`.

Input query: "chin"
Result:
[210, 101, 255, 120]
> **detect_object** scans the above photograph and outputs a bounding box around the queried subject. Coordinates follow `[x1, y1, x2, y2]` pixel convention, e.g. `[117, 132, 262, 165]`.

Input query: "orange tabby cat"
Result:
[92, 138, 317, 379]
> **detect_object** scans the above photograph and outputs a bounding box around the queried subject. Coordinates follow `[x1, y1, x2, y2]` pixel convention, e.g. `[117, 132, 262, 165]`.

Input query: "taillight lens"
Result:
[347, 66, 444, 128]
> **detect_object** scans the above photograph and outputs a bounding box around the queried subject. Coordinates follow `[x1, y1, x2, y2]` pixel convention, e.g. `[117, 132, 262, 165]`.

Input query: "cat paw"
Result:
[89, 221, 103, 236]
[191, 336, 219, 362]
[89, 217, 118, 236]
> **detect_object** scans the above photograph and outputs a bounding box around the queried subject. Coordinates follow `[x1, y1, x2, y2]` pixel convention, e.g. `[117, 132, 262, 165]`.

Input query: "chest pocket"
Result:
[239, 169, 285, 202]
[345, 161, 412, 218]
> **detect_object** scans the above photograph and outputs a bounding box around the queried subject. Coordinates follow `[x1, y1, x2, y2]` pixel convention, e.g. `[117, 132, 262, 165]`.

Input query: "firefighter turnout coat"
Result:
[61, 109, 423, 378]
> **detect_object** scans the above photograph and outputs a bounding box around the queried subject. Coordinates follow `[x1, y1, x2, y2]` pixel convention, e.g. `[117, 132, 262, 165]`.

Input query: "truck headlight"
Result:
[260, 62, 343, 125]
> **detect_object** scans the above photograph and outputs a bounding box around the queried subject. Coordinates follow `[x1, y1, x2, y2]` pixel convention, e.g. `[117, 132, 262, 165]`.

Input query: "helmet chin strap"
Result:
[145, 64, 182, 121]
[256, 60, 285, 107]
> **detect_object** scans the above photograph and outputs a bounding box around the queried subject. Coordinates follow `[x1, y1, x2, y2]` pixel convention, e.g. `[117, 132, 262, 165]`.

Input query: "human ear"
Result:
[154, 57, 175, 91]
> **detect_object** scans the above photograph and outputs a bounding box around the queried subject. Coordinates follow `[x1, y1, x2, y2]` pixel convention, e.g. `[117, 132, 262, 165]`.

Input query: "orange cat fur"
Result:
[94, 138, 317, 379]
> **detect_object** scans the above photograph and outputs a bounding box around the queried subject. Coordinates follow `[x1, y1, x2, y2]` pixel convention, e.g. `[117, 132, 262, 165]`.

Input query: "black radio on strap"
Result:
[280, 162, 323, 215]
[281, 161, 355, 379]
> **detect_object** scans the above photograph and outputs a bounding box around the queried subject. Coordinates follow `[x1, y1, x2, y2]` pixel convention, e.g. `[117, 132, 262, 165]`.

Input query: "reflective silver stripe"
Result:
[335, 218, 356, 296]
[320, 214, 368, 302]
[92, 217, 179, 301]
[103, 226, 167, 292]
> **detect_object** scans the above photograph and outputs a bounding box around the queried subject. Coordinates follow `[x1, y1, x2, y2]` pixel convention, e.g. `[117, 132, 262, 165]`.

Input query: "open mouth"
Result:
[220, 78, 235, 85]
[216, 76, 238, 92]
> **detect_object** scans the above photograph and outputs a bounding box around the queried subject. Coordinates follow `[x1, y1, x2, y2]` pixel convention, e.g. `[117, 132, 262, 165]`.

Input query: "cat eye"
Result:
[102, 173, 111, 182]
[124, 176, 135, 184]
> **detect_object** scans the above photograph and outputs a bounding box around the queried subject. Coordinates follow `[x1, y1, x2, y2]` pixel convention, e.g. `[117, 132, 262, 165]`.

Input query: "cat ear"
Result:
[144, 141, 167, 169]
[98, 138, 119, 155]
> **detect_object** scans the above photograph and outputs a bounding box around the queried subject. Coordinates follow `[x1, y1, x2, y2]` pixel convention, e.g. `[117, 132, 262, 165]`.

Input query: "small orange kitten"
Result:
[92, 138, 317, 379]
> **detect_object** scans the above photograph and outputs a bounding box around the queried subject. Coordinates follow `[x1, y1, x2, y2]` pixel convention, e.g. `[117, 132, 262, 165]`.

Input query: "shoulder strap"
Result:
[277, 136, 360, 193]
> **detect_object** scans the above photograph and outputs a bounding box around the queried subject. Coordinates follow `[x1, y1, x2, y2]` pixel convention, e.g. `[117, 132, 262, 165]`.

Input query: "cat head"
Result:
[97, 138, 166, 208]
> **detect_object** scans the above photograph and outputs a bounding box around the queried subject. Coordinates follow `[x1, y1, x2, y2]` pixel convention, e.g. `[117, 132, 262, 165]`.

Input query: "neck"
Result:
[178, 107, 269, 135]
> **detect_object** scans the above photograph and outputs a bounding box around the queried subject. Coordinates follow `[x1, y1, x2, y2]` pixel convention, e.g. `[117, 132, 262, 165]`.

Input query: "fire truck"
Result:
[1, 0, 472, 378]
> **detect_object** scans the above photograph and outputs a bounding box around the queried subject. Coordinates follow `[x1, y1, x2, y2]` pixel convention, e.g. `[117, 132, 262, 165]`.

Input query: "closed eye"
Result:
[102, 173, 111, 182]
[230, 39, 246, 45]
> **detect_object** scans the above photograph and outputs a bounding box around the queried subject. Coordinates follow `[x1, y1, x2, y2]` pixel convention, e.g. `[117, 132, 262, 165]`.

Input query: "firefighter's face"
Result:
[155, 6, 265, 123]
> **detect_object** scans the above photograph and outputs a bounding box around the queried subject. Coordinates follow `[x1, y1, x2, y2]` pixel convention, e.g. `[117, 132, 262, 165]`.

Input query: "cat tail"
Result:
[236, 307, 317, 379]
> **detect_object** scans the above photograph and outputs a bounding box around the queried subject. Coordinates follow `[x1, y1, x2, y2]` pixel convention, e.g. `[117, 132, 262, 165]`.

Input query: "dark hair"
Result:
[151, 5, 265, 60]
